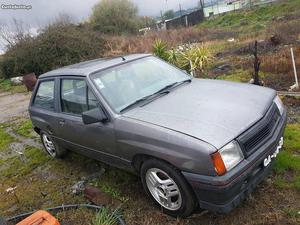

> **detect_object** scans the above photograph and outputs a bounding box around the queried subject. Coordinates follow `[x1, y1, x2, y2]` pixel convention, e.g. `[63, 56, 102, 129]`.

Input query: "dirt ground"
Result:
[0, 92, 31, 123]
[0, 91, 299, 225]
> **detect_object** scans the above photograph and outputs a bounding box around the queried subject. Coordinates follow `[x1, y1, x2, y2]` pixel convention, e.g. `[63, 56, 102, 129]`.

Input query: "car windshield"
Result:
[91, 56, 191, 112]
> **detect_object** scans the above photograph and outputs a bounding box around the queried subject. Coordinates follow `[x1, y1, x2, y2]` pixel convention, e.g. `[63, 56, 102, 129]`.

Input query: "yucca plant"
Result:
[152, 41, 212, 77]
[177, 44, 212, 76]
[167, 48, 179, 66]
[153, 39, 168, 61]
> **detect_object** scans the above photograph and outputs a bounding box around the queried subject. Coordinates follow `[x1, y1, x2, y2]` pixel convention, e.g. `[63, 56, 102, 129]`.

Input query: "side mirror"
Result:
[82, 108, 108, 125]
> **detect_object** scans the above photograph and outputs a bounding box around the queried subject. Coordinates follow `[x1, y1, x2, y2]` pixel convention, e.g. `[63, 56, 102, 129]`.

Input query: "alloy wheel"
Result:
[42, 134, 56, 157]
[145, 168, 182, 211]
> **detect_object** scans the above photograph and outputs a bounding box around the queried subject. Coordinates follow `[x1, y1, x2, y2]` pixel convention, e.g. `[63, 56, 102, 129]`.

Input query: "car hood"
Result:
[123, 79, 276, 149]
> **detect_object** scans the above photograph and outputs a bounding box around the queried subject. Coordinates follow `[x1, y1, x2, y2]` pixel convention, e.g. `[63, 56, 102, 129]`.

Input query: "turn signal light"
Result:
[211, 152, 227, 176]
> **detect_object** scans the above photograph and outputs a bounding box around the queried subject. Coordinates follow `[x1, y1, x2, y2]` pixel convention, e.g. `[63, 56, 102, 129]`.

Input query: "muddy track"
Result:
[0, 91, 42, 160]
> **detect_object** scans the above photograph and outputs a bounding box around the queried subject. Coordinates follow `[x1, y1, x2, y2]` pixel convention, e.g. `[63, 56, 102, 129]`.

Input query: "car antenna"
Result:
[120, 56, 126, 61]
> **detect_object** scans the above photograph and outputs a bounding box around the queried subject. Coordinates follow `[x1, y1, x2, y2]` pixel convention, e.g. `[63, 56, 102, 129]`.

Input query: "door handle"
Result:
[59, 120, 65, 126]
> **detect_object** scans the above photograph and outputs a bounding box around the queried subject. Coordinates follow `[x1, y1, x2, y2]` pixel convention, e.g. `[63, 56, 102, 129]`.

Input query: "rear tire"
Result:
[40, 131, 67, 158]
[140, 159, 196, 218]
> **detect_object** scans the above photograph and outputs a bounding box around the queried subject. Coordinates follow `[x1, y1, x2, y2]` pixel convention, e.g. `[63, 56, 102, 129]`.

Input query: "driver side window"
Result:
[61, 79, 98, 115]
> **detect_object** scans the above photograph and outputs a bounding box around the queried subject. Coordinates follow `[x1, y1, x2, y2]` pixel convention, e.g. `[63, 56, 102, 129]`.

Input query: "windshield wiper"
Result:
[120, 79, 192, 113]
[120, 90, 170, 113]
[153, 78, 192, 95]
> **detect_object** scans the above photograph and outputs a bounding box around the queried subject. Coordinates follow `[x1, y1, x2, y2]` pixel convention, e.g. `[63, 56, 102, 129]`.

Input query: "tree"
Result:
[138, 16, 156, 28]
[90, 0, 139, 34]
[1, 20, 106, 78]
[163, 10, 175, 20]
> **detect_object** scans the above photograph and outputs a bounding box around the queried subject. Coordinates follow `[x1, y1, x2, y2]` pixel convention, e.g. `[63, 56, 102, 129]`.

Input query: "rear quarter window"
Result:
[33, 80, 55, 111]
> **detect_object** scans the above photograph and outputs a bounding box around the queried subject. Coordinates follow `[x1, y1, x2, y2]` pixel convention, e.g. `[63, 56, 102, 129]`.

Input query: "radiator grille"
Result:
[238, 104, 280, 156]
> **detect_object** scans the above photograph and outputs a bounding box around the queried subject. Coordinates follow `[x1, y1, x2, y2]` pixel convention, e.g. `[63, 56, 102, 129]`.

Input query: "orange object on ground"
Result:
[16, 210, 60, 225]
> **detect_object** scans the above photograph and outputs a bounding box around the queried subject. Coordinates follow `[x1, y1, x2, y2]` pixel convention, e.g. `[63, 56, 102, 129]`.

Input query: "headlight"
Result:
[211, 141, 244, 175]
[274, 96, 284, 115]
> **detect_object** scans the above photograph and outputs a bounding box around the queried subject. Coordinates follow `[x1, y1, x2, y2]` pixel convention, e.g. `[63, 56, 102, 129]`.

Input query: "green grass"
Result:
[92, 167, 135, 202]
[97, 182, 128, 202]
[13, 120, 35, 138]
[93, 207, 121, 225]
[285, 208, 300, 218]
[217, 69, 252, 82]
[0, 79, 27, 93]
[274, 124, 300, 190]
[200, 0, 300, 32]
[0, 124, 15, 152]
[217, 70, 272, 83]
[0, 145, 50, 181]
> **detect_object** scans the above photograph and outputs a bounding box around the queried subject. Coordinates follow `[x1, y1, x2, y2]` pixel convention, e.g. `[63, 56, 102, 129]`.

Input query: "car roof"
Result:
[39, 54, 152, 79]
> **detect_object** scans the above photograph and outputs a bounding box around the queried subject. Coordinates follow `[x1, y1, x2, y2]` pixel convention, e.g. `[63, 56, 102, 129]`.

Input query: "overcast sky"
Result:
[0, 0, 205, 53]
[0, 0, 200, 27]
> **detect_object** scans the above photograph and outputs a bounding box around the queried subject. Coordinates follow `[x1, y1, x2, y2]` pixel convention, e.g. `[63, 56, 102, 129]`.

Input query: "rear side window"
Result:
[33, 80, 55, 111]
[61, 79, 98, 115]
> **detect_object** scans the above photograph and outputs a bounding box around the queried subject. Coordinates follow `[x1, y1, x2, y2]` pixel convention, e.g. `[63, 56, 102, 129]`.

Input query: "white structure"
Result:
[203, 0, 277, 17]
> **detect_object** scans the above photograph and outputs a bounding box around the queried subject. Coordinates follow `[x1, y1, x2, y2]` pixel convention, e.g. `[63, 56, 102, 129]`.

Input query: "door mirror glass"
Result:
[82, 108, 108, 125]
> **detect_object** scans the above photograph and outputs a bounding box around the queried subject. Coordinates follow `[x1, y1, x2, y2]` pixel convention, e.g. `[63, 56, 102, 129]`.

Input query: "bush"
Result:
[90, 0, 139, 34]
[1, 22, 106, 78]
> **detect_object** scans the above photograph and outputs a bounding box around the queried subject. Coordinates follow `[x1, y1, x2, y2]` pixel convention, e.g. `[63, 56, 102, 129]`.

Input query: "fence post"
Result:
[291, 48, 299, 89]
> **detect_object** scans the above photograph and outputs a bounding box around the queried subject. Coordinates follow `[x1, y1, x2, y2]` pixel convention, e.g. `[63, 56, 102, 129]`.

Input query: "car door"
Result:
[55, 77, 117, 163]
[29, 78, 62, 137]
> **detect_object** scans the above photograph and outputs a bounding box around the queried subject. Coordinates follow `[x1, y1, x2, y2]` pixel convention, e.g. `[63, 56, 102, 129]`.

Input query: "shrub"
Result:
[153, 39, 168, 61]
[1, 22, 106, 78]
[153, 40, 212, 76]
[90, 0, 139, 34]
[177, 44, 212, 75]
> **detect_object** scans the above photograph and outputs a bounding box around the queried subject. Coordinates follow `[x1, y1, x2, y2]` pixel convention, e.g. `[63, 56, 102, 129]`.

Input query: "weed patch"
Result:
[0, 79, 27, 93]
[93, 207, 121, 225]
[0, 146, 50, 180]
[274, 124, 300, 191]
[217, 69, 252, 82]
[12, 120, 35, 138]
[0, 124, 15, 152]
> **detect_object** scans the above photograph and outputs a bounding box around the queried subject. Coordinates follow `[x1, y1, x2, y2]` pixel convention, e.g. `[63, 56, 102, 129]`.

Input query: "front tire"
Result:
[40, 131, 67, 158]
[140, 159, 196, 218]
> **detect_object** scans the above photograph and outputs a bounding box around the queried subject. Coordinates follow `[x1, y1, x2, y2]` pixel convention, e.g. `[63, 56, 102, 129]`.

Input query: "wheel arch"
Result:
[135, 153, 200, 215]
[33, 126, 41, 134]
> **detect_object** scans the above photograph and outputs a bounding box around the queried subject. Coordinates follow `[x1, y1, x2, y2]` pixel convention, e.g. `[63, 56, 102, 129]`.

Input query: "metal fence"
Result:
[152, 9, 204, 31]
[165, 9, 204, 30]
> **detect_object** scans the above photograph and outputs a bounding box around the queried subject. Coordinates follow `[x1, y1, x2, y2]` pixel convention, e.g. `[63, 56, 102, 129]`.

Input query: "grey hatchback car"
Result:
[29, 54, 287, 217]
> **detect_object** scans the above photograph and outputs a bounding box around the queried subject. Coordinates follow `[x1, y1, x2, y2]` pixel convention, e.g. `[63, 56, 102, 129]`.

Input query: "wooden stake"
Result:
[290, 48, 299, 89]
[252, 40, 261, 85]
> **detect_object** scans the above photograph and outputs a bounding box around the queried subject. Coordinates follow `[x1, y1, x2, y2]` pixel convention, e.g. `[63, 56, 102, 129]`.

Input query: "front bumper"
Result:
[183, 109, 287, 213]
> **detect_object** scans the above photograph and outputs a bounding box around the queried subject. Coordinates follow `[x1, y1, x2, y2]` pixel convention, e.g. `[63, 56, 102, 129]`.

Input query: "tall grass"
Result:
[93, 208, 121, 225]
[104, 27, 237, 57]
